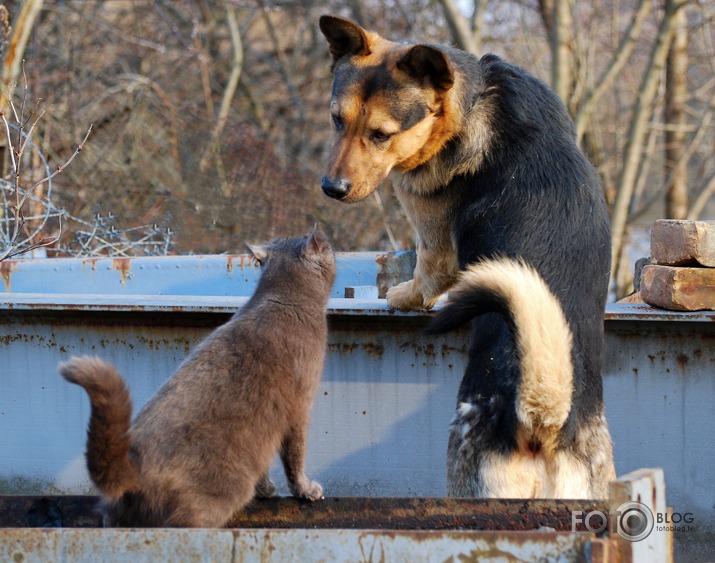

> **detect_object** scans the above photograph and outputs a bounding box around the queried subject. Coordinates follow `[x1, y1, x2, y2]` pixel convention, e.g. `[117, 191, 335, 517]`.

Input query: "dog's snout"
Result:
[321, 176, 352, 200]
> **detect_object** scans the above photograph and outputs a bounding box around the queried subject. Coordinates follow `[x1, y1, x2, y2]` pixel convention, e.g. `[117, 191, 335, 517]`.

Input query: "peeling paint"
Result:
[0, 260, 16, 292]
[111, 258, 132, 285]
[81, 258, 100, 271]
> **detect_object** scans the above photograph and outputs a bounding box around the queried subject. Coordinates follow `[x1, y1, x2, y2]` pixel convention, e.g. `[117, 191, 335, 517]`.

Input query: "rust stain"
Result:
[0, 260, 16, 292]
[441, 343, 468, 356]
[676, 353, 689, 374]
[227, 254, 256, 276]
[374, 253, 389, 268]
[111, 258, 132, 285]
[81, 258, 100, 271]
[329, 342, 359, 354]
[363, 343, 384, 358]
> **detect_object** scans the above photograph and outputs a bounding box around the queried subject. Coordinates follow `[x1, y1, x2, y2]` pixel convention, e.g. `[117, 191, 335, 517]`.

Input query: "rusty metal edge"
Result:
[0, 495, 607, 532]
[1, 295, 713, 321]
[0, 527, 604, 563]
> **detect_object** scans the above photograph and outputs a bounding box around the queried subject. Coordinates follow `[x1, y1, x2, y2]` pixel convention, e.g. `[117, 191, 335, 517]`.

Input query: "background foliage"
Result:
[1, 0, 713, 295]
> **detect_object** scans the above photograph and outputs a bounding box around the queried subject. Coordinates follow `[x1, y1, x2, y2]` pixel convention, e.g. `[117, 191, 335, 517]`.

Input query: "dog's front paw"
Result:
[291, 479, 323, 502]
[387, 280, 433, 310]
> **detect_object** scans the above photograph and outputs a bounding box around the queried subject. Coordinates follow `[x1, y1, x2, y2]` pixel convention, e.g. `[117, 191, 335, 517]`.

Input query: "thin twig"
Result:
[25, 124, 92, 197]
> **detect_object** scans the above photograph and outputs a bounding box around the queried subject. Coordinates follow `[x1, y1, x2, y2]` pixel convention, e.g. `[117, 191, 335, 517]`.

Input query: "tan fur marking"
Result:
[387, 184, 460, 309]
[323, 32, 464, 203]
[395, 87, 462, 173]
[392, 85, 498, 197]
[478, 449, 591, 499]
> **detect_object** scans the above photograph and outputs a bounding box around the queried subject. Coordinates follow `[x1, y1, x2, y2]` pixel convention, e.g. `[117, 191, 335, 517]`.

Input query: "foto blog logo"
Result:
[572, 501, 655, 542]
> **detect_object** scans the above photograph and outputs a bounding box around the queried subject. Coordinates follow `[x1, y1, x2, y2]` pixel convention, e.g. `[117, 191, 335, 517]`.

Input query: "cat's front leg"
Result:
[254, 472, 277, 499]
[280, 425, 323, 501]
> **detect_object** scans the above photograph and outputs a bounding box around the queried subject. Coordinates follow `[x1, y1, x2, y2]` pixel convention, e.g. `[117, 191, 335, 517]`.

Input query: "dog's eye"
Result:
[370, 130, 393, 143]
[331, 114, 344, 131]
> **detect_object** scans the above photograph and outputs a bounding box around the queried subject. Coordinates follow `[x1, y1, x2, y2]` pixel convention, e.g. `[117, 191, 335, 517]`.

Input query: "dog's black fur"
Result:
[426, 53, 615, 497]
[320, 16, 615, 497]
[449, 54, 609, 453]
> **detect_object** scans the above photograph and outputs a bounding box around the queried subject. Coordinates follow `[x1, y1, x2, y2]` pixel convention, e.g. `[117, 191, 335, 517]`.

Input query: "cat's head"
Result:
[247, 227, 336, 294]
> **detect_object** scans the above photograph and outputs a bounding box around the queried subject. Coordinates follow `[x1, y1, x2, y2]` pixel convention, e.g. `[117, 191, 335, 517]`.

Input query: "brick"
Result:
[640, 264, 715, 311]
[650, 219, 715, 267]
[617, 291, 645, 304]
[632, 256, 654, 292]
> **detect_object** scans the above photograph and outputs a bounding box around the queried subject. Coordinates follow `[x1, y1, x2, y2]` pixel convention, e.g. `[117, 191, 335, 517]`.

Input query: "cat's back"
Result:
[129, 229, 336, 459]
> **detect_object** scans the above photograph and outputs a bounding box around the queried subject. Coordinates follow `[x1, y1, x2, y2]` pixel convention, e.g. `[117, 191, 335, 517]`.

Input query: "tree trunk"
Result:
[199, 2, 243, 181]
[538, 0, 573, 105]
[574, 0, 651, 143]
[1, 0, 44, 107]
[551, 0, 573, 104]
[609, 0, 684, 295]
[665, 6, 688, 219]
[438, 0, 479, 54]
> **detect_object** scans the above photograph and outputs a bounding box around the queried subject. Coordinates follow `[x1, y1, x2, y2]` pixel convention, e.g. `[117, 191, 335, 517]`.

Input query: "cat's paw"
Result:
[254, 477, 277, 499]
[291, 479, 323, 502]
[386, 280, 433, 311]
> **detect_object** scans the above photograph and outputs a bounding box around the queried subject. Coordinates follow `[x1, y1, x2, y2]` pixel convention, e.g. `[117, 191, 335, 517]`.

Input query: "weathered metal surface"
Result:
[0, 495, 606, 531]
[0, 528, 597, 563]
[605, 301, 715, 322]
[0, 496, 98, 528]
[0, 469, 672, 562]
[2, 292, 715, 320]
[609, 469, 671, 563]
[0, 251, 416, 299]
[229, 496, 604, 532]
[0, 254, 709, 559]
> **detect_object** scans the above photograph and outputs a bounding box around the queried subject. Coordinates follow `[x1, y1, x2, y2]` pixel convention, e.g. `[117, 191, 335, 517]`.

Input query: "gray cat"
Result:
[60, 228, 335, 527]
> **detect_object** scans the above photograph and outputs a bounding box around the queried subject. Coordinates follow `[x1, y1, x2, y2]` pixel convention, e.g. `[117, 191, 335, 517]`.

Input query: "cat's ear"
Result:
[305, 226, 330, 256]
[247, 244, 268, 265]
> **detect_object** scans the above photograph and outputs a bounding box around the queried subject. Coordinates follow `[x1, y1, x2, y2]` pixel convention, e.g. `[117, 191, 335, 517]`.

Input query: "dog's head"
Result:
[319, 15, 459, 203]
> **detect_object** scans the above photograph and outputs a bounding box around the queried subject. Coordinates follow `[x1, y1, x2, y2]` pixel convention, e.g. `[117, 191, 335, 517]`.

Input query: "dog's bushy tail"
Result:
[60, 356, 140, 500]
[426, 258, 573, 454]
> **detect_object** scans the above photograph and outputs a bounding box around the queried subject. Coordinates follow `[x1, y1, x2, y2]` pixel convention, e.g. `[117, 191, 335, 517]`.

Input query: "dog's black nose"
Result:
[321, 176, 351, 200]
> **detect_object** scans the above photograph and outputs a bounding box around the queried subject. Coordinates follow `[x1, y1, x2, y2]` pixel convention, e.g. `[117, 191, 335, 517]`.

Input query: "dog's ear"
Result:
[397, 45, 454, 92]
[319, 15, 370, 65]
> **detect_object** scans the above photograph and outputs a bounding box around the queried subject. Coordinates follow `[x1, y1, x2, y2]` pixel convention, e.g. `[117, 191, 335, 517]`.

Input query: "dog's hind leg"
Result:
[574, 410, 616, 499]
[445, 408, 484, 497]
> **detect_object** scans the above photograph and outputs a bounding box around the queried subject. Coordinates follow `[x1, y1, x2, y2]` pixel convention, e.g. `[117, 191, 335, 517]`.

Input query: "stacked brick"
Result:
[639, 219, 715, 311]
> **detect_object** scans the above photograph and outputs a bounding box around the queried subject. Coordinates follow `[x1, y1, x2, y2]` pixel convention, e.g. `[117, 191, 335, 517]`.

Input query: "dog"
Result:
[319, 15, 615, 498]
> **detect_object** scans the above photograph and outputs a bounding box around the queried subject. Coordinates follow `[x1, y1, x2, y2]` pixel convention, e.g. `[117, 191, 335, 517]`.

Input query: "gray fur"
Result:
[61, 228, 335, 527]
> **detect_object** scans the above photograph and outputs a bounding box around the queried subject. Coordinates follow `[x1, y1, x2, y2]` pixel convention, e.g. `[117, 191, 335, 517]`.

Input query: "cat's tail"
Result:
[426, 257, 574, 455]
[60, 356, 140, 500]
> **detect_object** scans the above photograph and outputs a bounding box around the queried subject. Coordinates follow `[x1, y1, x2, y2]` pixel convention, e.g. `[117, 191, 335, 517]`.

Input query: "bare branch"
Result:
[25, 124, 93, 196]
[0, 91, 92, 262]
[575, 0, 651, 142]
[199, 2, 244, 177]
[688, 173, 715, 220]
